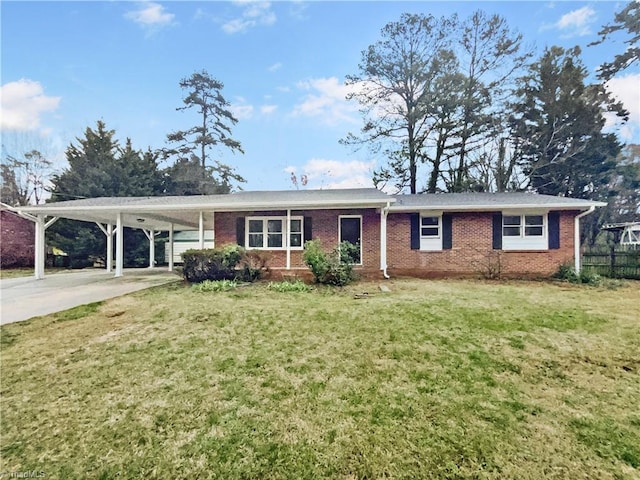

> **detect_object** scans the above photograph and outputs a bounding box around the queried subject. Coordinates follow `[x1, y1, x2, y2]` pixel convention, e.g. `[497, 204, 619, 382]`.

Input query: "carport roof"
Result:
[13, 188, 393, 231]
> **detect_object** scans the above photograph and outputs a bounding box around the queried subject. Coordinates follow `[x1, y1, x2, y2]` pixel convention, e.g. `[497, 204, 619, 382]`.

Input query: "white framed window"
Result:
[420, 213, 443, 251]
[290, 218, 303, 248]
[502, 212, 547, 250]
[421, 216, 441, 238]
[246, 216, 304, 250]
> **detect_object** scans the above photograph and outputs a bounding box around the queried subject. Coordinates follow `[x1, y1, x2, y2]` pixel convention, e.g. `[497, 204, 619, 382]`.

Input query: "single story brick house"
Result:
[9, 188, 604, 279]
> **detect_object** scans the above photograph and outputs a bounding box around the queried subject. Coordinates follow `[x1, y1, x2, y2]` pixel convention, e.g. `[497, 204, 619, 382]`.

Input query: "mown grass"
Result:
[1, 279, 638, 479]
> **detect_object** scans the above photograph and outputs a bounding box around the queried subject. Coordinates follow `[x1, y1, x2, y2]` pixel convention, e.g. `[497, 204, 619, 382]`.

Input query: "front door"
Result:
[339, 216, 362, 264]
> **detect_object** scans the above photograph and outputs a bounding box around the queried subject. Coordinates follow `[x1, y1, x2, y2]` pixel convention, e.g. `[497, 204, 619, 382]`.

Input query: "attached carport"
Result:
[7, 196, 216, 279]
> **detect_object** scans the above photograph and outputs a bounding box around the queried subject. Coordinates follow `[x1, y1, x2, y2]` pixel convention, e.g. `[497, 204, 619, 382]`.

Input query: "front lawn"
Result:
[1, 279, 638, 479]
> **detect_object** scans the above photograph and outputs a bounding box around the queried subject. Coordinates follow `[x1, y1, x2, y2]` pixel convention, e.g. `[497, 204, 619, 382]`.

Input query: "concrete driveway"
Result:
[0, 268, 182, 325]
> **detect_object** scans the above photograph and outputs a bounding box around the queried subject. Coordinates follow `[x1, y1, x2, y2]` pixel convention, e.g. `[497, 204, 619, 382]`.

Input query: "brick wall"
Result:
[0, 210, 35, 267]
[214, 208, 381, 275]
[209, 208, 579, 279]
[386, 210, 578, 278]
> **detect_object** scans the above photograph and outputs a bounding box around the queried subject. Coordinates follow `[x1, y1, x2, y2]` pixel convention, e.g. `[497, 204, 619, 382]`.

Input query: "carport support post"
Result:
[143, 229, 156, 268]
[34, 215, 45, 280]
[96, 223, 114, 273]
[115, 212, 124, 277]
[198, 211, 204, 249]
[168, 224, 174, 272]
[106, 224, 113, 273]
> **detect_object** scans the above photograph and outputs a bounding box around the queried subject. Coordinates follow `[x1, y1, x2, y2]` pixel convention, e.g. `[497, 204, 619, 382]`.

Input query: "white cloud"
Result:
[231, 104, 254, 120]
[292, 77, 361, 125]
[222, 1, 276, 34]
[284, 158, 376, 189]
[261, 104, 277, 114]
[605, 73, 640, 141]
[268, 62, 282, 72]
[0, 79, 61, 131]
[541, 6, 596, 37]
[125, 2, 175, 29]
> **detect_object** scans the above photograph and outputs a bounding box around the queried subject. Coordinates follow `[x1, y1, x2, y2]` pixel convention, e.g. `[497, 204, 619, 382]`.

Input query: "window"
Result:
[246, 216, 303, 250]
[289, 218, 303, 247]
[267, 219, 283, 248]
[421, 216, 440, 238]
[501, 212, 547, 251]
[414, 214, 444, 251]
[503, 215, 544, 238]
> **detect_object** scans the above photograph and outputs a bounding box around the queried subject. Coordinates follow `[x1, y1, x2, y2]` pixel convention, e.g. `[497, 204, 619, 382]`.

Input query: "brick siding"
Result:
[214, 208, 381, 276]
[209, 208, 579, 279]
[386, 210, 578, 278]
[0, 210, 35, 267]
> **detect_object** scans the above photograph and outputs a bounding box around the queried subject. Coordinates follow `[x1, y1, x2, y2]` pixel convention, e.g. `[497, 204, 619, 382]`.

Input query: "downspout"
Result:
[380, 202, 391, 279]
[286, 209, 291, 270]
[574, 206, 595, 273]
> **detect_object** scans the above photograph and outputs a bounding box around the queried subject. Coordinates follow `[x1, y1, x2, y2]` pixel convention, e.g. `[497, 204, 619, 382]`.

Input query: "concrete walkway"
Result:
[0, 268, 182, 325]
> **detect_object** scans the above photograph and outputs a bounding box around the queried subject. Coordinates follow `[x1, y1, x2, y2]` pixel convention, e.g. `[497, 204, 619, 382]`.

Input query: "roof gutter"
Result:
[388, 202, 607, 213]
[574, 206, 596, 273]
[381, 201, 391, 279]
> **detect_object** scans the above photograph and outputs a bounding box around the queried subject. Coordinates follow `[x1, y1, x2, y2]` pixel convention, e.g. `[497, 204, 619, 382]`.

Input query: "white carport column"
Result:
[95, 223, 114, 273]
[143, 229, 156, 268]
[198, 211, 204, 249]
[34, 215, 59, 280]
[34, 215, 46, 280]
[168, 223, 174, 272]
[106, 224, 113, 273]
[115, 212, 124, 277]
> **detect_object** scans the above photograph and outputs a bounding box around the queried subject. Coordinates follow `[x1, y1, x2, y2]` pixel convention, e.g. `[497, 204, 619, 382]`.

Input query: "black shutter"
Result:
[410, 213, 420, 250]
[304, 216, 313, 243]
[236, 217, 245, 246]
[442, 213, 453, 250]
[492, 213, 503, 250]
[548, 211, 560, 249]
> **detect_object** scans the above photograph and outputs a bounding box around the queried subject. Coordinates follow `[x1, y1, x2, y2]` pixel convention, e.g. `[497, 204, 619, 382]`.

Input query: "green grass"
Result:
[1, 279, 639, 479]
[191, 279, 238, 292]
[267, 279, 312, 292]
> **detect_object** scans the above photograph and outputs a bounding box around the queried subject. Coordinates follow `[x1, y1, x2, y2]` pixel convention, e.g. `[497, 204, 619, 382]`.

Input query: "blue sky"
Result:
[1, 1, 638, 192]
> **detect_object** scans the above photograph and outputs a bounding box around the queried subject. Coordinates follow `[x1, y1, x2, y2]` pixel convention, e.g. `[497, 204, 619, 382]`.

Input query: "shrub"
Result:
[268, 279, 311, 293]
[554, 263, 601, 285]
[191, 279, 238, 292]
[579, 269, 601, 285]
[182, 245, 269, 283]
[554, 263, 579, 283]
[302, 239, 356, 286]
[239, 250, 271, 282]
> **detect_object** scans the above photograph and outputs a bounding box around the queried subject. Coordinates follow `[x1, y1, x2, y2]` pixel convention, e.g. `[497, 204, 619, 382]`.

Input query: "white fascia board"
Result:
[17, 198, 395, 215]
[388, 202, 606, 213]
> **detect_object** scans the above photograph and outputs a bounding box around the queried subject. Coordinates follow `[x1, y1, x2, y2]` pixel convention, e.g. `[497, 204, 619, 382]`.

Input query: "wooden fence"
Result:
[582, 247, 640, 279]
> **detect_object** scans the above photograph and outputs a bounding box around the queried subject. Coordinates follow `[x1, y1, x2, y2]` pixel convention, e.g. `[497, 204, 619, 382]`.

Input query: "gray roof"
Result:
[390, 192, 605, 211]
[9, 189, 603, 231]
